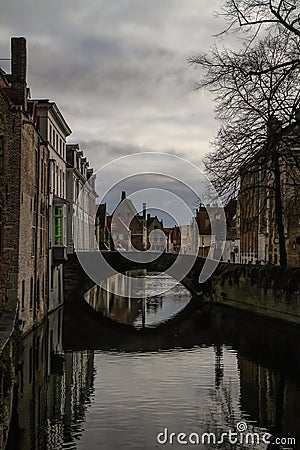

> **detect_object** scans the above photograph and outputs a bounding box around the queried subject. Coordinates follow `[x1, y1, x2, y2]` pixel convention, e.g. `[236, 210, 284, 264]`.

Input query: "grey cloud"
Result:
[1, 0, 225, 175]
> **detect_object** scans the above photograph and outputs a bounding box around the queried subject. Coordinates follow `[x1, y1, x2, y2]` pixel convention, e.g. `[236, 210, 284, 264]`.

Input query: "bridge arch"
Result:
[64, 251, 214, 302]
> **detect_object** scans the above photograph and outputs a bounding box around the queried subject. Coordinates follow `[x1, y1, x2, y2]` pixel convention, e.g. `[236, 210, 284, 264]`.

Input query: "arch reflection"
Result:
[84, 271, 192, 328]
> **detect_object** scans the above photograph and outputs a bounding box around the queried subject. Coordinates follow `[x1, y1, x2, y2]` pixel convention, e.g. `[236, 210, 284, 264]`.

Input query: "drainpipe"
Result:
[33, 137, 41, 324]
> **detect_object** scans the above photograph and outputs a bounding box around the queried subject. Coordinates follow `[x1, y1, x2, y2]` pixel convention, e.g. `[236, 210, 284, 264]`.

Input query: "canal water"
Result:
[6, 274, 300, 449]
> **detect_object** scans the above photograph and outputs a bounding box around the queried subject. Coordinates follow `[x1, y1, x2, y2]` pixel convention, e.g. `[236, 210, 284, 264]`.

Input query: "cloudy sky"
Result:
[1, 0, 228, 221]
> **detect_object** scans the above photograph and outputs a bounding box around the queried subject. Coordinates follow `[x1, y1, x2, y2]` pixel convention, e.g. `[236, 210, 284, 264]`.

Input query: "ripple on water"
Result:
[65, 346, 246, 450]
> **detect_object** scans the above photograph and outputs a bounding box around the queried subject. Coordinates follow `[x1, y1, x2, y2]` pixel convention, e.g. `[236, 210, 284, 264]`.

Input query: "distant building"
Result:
[0, 37, 49, 333]
[66, 143, 97, 254]
[163, 228, 172, 253]
[190, 206, 213, 257]
[95, 203, 112, 251]
[109, 191, 147, 251]
[110, 215, 132, 251]
[222, 199, 240, 263]
[34, 99, 71, 312]
[169, 226, 181, 254]
[238, 143, 300, 265]
[147, 214, 166, 252]
[180, 224, 192, 254]
[186, 204, 234, 260]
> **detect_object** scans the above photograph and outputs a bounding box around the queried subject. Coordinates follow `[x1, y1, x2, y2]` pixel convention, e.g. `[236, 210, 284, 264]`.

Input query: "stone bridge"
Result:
[64, 251, 216, 302]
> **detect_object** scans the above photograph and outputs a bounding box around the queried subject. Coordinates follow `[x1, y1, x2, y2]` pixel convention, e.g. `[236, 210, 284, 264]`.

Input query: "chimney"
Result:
[11, 37, 27, 109]
[142, 203, 146, 220]
[121, 191, 126, 201]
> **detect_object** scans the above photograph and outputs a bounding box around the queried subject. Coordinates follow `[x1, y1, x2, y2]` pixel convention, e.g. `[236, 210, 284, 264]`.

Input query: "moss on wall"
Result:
[215, 263, 300, 293]
[211, 263, 300, 325]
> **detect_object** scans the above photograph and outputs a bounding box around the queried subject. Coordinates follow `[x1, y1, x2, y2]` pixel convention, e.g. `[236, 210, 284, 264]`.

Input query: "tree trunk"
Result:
[273, 151, 288, 266]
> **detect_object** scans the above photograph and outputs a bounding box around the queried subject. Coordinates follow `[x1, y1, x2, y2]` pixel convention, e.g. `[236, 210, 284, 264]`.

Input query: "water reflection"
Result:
[6, 309, 95, 450]
[84, 272, 191, 328]
[238, 356, 300, 443]
[5, 285, 300, 449]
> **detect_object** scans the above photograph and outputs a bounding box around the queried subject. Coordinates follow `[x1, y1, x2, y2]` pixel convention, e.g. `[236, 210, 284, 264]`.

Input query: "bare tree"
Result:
[190, 26, 300, 265]
[221, 0, 300, 36]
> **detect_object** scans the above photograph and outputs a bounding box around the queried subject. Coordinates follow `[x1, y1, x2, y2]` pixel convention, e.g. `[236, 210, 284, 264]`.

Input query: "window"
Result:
[36, 278, 40, 309]
[21, 280, 25, 310]
[51, 162, 55, 193]
[0, 136, 4, 175]
[32, 224, 36, 256]
[54, 205, 63, 245]
[30, 277, 33, 310]
[29, 347, 33, 384]
[56, 165, 59, 195]
[40, 224, 43, 256]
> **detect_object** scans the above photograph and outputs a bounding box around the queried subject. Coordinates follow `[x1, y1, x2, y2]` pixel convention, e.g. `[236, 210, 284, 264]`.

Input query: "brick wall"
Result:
[0, 37, 49, 333]
[0, 96, 21, 312]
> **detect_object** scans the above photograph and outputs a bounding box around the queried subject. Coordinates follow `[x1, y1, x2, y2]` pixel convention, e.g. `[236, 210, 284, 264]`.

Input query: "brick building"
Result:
[238, 145, 300, 266]
[109, 191, 147, 251]
[0, 38, 49, 332]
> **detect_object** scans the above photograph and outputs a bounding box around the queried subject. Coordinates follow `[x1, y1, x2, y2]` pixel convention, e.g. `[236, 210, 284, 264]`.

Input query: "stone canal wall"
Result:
[210, 263, 300, 325]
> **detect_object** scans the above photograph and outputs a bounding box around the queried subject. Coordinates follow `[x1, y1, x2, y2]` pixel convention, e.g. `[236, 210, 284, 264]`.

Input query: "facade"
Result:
[34, 99, 71, 312]
[180, 224, 192, 254]
[96, 192, 172, 253]
[187, 204, 237, 260]
[66, 143, 97, 254]
[169, 226, 181, 254]
[0, 37, 49, 333]
[222, 200, 240, 263]
[0, 37, 99, 332]
[109, 215, 132, 251]
[146, 214, 166, 252]
[190, 207, 213, 257]
[163, 228, 172, 252]
[109, 191, 147, 251]
[96, 192, 184, 253]
[238, 146, 300, 266]
[95, 203, 112, 250]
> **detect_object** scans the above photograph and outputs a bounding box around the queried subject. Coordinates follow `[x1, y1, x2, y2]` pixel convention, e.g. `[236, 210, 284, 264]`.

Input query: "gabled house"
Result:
[147, 214, 166, 252]
[110, 191, 147, 251]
